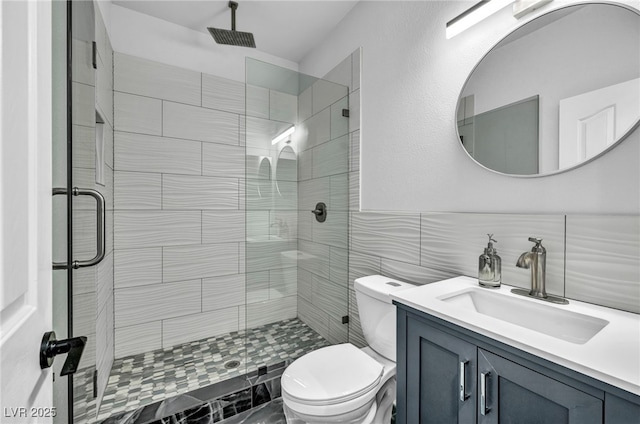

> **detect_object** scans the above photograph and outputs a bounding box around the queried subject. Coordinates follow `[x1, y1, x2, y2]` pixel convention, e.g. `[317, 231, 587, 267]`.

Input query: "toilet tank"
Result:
[354, 275, 416, 361]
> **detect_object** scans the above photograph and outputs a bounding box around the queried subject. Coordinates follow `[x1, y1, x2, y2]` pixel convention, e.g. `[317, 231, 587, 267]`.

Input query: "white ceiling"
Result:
[111, 0, 359, 63]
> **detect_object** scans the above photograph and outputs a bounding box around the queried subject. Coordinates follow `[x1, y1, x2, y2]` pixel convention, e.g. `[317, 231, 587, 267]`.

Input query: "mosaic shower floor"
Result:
[74, 318, 329, 424]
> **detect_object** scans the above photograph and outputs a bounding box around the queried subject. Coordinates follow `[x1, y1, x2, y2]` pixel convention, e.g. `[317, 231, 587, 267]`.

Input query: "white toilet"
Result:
[281, 275, 415, 424]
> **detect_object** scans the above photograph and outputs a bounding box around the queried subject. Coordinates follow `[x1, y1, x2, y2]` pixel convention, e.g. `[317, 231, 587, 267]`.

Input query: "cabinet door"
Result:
[478, 349, 603, 424]
[406, 316, 477, 424]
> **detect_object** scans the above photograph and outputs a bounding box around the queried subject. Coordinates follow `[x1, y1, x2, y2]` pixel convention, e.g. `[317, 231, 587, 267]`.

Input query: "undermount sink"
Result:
[439, 287, 609, 344]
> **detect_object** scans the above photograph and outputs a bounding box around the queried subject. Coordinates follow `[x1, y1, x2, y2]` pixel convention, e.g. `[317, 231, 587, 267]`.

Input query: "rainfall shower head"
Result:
[207, 1, 256, 48]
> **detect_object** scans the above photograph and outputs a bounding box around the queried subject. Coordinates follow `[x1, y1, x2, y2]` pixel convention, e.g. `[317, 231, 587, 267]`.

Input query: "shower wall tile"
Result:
[115, 132, 201, 175]
[114, 279, 201, 327]
[74, 291, 96, 337]
[312, 79, 348, 115]
[246, 211, 270, 238]
[271, 210, 298, 240]
[303, 108, 330, 149]
[297, 269, 313, 302]
[270, 91, 297, 124]
[420, 213, 565, 295]
[114, 52, 201, 105]
[202, 74, 245, 115]
[247, 271, 270, 304]
[163, 101, 239, 145]
[348, 252, 382, 290]
[163, 243, 240, 282]
[351, 212, 421, 265]
[115, 210, 201, 249]
[298, 297, 330, 341]
[203, 274, 245, 311]
[162, 175, 239, 210]
[202, 211, 245, 244]
[270, 267, 298, 298]
[349, 171, 360, 211]
[72, 124, 95, 169]
[298, 86, 313, 122]
[72, 82, 95, 127]
[298, 210, 313, 242]
[114, 171, 161, 210]
[115, 321, 162, 358]
[162, 307, 240, 347]
[328, 316, 349, 344]
[565, 215, 640, 313]
[330, 175, 349, 212]
[313, 211, 348, 249]
[246, 296, 297, 328]
[246, 85, 269, 119]
[299, 177, 330, 212]
[71, 39, 94, 86]
[330, 247, 348, 285]
[114, 92, 162, 135]
[297, 240, 330, 280]
[96, 252, 114, 309]
[312, 135, 349, 179]
[114, 247, 162, 288]
[298, 149, 312, 181]
[311, 274, 348, 319]
[330, 96, 350, 140]
[202, 143, 245, 178]
[246, 240, 297, 273]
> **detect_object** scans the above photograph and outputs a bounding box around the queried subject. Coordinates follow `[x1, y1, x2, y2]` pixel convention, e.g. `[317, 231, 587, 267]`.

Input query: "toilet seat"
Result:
[282, 344, 383, 406]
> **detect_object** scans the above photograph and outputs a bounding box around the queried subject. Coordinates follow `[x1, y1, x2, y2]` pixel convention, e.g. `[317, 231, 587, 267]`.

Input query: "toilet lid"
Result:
[281, 344, 383, 405]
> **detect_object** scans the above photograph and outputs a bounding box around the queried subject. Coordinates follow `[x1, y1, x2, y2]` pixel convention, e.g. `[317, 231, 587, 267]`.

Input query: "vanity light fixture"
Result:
[271, 125, 295, 145]
[446, 0, 514, 39]
[512, 0, 553, 19]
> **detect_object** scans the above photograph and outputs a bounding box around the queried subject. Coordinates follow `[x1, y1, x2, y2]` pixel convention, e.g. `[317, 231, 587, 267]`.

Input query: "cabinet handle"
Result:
[459, 360, 469, 401]
[481, 371, 491, 416]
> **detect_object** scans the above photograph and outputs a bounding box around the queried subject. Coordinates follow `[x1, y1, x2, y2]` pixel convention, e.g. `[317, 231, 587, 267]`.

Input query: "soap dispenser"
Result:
[479, 234, 501, 288]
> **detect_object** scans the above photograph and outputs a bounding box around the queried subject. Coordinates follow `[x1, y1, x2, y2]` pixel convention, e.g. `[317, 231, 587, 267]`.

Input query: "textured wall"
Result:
[300, 0, 640, 214]
[315, 50, 640, 349]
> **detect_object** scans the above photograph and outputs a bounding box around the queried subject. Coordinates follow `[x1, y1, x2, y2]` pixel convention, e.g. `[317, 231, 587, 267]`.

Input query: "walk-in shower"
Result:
[53, 3, 351, 421]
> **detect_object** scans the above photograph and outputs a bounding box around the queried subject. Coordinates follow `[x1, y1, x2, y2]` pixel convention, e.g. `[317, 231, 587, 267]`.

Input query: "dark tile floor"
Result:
[74, 319, 329, 424]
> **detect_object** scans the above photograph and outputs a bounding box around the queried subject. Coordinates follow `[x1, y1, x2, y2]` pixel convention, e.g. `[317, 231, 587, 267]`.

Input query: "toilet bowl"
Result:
[281, 275, 415, 424]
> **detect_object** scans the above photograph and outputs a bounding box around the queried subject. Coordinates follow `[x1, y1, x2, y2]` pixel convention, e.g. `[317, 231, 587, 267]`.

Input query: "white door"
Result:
[0, 1, 54, 422]
[559, 78, 640, 169]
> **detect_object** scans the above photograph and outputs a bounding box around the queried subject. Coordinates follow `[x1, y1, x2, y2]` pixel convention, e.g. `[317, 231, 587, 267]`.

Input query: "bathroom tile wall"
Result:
[112, 53, 300, 358]
[113, 52, 244, 358]
[322, 49, 640, 348]
[295, 68, 351, 345]
[71, 3, 115, 413]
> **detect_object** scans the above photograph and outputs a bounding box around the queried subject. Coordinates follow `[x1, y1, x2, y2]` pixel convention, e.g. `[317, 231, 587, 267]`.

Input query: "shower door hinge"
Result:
[342, 109, 350, 118]
[92, 41, 97, 69]
[93, 369, 98, 398]
[342, 315, 349, 324]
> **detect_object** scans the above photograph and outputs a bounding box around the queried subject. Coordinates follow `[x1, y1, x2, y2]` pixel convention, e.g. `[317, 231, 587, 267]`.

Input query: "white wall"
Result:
[299, 0, 640, 214]
[107, 3, 299, 82]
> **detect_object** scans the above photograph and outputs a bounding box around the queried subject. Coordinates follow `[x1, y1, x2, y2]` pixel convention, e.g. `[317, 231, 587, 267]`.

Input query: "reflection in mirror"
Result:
[457, 3, 640, 176]
[276, 146, 297, 196]
[257, 156, 272, 199]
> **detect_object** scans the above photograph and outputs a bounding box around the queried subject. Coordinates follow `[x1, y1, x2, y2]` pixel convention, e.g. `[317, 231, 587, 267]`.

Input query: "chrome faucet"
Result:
[512, 237, 568, 305]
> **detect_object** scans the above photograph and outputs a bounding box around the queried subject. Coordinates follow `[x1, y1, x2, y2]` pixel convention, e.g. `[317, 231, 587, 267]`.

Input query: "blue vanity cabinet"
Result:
[403, 310, 477, 423]
[396, 303, 640, 424]
[477, 349, 602, 423]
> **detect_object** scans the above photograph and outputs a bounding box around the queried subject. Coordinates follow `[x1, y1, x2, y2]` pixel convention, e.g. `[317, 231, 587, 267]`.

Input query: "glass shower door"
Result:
[244, 58, 350, 377]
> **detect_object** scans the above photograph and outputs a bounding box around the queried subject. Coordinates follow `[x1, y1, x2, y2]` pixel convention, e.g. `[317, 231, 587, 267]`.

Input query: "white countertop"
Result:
[391, 276, 640, 396]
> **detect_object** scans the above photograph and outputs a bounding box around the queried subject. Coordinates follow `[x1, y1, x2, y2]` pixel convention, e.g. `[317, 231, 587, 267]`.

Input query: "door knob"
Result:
[40, 331, 87, 376]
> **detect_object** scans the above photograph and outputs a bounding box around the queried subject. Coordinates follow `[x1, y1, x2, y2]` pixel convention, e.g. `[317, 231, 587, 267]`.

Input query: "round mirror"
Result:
[257, 157, 272, 198]
[457, 3, 640, 176]
[276, 146, 297, 196]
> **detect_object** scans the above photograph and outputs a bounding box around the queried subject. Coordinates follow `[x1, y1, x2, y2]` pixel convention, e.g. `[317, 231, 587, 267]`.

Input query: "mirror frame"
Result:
[455, 2, 640, 178]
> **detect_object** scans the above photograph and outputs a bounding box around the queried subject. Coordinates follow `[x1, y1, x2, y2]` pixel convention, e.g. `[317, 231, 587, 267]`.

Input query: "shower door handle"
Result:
[53, 187, 106, 270]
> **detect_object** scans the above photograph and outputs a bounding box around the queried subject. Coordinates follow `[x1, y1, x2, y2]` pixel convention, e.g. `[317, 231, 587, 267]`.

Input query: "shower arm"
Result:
[229, 1, 238, 31]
